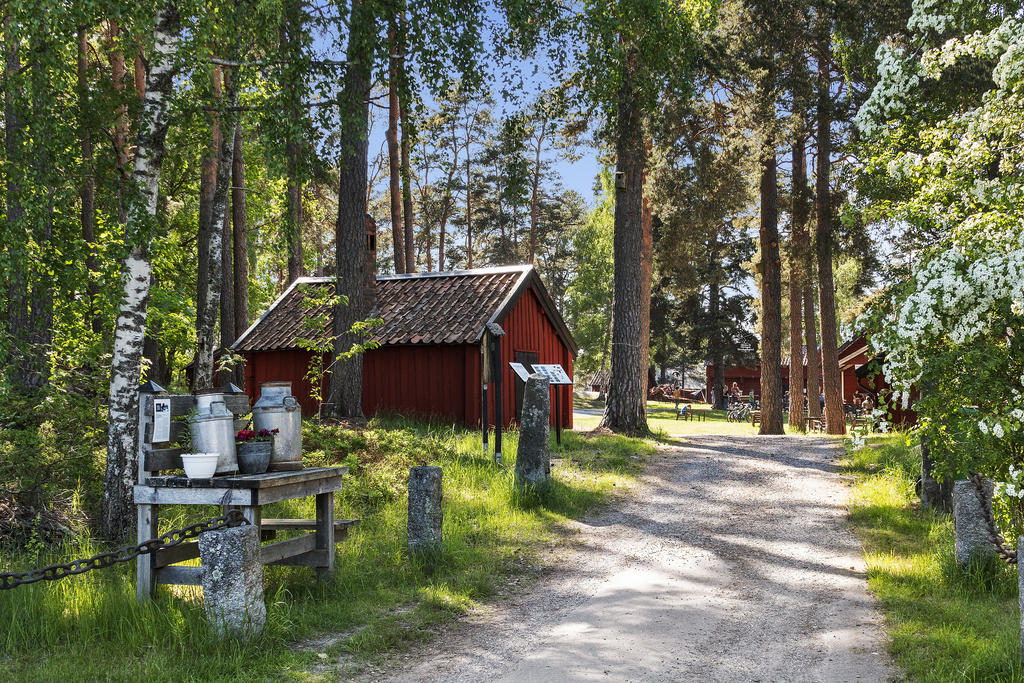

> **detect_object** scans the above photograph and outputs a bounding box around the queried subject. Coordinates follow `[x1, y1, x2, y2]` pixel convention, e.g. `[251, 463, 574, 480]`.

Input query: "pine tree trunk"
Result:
[437, 164, 456, 272]
[195, 71, 238, 392]
[803, 262, 821, 420]
[788, 137, 807, 430]
[232, 127, 249, 344]
[528, 119, 546, 264]
[283, 0, 304, 283]
[196, 67, 222, 345]
[3, 13, 29, 389]
[107, 21, 131, 224]
[28, 53, 54, 390]
[219, 182, 234, 386]
[102, 2, 181, 541]
[816, 45, 845, 436]
[78, 27, 101, 336]
[386, 24, 405, 274]
[465, 134, 474, 269]
[326, 0, 372, 419]
[758, 141, 784, 434]
[599, 48, 647, 435]
[708, 232, 726, 410]
[756, 54, 783, 435]
[398, 12, 415, 274]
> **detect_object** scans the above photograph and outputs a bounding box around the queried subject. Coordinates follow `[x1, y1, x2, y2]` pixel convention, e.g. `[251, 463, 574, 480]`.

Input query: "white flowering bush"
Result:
[855, 2, 1024, 483]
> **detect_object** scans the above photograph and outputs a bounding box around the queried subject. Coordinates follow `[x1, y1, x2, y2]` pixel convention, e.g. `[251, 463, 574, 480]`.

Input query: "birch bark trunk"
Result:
[102, 2, 181, 540]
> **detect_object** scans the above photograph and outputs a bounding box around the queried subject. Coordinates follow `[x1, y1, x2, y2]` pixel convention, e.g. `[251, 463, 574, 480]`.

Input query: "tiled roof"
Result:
[233, 265, 555, 353]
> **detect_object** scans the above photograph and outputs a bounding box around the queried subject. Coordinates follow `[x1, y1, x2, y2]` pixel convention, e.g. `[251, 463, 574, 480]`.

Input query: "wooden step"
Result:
[259, 518, 360, 542]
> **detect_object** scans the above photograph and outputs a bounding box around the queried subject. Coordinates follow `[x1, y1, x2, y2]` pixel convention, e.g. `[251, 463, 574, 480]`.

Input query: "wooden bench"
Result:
[750, 410, 761, 426]
[133, 384, 355, 601]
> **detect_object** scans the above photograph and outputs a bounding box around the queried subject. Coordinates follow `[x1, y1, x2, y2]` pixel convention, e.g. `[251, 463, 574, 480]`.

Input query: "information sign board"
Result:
[152, 397, 172, 443]
[531, 364, 573, 385]
[508, 362, 532, 382]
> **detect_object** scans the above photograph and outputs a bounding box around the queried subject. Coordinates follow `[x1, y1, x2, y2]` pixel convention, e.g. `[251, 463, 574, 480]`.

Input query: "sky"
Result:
[307, 6, 604, 209]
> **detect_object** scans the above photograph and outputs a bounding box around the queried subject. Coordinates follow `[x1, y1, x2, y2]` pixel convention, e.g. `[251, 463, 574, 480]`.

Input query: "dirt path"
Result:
[361, 435, 897, 682]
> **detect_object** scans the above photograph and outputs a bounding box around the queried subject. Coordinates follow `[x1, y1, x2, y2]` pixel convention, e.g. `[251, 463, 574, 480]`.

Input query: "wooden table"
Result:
[133, 467, 348, 601]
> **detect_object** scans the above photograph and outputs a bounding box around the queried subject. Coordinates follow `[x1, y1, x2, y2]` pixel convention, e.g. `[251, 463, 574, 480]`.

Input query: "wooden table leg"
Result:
[315, 492, 335, 582]
[136, 503, 158, 602]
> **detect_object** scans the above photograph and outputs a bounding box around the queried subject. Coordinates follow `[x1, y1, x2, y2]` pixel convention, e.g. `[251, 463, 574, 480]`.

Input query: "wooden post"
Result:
[315, 492, 335, 581]
[135, 381, 165, 602]
[482, 382, 488, 457]
[555, 385, 562, 447]
[491, 328, 503, 464]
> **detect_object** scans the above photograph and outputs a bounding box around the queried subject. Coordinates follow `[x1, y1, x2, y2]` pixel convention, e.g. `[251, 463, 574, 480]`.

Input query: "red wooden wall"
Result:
[362, 344, 476, 423]
[484, 287, 572, 430]
[242, 285, 573, 429]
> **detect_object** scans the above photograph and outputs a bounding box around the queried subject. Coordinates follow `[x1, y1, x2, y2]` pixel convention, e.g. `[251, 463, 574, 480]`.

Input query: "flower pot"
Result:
[236, 441, 272, 475]
[181, 453, 219, 479]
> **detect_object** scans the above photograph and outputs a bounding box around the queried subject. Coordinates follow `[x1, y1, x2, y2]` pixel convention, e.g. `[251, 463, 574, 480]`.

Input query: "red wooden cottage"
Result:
[231, 265, 576, 428]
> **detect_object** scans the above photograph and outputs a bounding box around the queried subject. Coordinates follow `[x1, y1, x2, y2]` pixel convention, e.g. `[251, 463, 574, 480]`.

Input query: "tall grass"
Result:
[1, 417, 651, 681]
[842, 433, 1023, 681]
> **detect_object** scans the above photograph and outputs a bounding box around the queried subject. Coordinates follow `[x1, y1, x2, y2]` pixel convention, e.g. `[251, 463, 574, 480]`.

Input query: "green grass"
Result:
[0, 416, 653, 681]
[572, 397, 803, 438]
[842, 432, 1023, 681]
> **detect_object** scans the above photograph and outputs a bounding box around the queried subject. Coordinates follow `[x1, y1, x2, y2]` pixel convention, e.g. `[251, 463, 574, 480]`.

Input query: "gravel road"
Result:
[362, 435, 898, 682]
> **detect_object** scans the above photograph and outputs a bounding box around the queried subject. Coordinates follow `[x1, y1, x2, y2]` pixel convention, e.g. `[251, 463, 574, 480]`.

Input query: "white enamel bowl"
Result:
[181, 453, 219, 479]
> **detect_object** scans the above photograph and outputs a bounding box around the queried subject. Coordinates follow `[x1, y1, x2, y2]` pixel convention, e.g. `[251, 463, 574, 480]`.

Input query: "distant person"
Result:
[820, 392, 826, 410]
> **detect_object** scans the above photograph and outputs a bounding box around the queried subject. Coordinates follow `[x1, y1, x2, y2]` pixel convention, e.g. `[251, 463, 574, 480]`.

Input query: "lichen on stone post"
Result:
[199, 524, 266, 639]
[515, 373, 551, 489]
[408, 466, 443, 554]
[953, 478, 996, 568]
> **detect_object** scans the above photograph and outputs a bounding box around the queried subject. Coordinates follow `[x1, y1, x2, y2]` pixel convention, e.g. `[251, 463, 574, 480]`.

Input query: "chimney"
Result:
[365, 213, 378, 310]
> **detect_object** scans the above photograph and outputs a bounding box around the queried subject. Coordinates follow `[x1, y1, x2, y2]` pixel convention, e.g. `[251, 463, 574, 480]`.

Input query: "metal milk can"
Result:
[252, 381, 303, 471]
[190, 392, 238, 475]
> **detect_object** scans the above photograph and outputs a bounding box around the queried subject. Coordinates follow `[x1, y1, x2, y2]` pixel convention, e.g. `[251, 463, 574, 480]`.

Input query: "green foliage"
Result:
[0, 389, 106, 548]
[564, 169, 615, 378]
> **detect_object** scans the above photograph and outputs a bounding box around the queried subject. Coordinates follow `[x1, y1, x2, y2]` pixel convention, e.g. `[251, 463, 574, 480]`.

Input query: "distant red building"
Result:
[232, 265, 576, 429]
[706, 349, 824, 400]
[838, 335, 917, 425]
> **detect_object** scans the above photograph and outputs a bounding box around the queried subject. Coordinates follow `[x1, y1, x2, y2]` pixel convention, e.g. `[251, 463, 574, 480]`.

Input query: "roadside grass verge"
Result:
[842, 433, 1023, 681]
[0, 416, 653, 681]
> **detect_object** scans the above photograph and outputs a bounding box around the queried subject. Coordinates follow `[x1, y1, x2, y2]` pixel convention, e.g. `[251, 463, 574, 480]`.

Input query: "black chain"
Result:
[0, 510, 250, 590]
[971, 472, 1018, 564]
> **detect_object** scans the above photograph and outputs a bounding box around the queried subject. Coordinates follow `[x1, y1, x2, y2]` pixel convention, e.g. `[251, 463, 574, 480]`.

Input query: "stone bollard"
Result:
[408, 466, 443, 554]
[953, 478, 996, 568]
[515, 373, 551, 488]
[199, 524, 266, 639]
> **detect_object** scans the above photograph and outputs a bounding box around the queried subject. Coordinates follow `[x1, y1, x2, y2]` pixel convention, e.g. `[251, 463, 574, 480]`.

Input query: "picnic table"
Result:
[134, 468, 355, 601]
[676, 405, 707, 421]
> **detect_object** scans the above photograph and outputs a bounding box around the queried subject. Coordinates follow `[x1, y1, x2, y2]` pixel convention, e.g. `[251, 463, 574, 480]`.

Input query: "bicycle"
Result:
[727, 403, 751, 423]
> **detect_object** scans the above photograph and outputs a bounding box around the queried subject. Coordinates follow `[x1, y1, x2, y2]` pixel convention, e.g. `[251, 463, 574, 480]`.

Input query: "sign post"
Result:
[527, 364, 573, 447]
